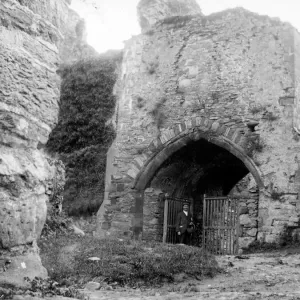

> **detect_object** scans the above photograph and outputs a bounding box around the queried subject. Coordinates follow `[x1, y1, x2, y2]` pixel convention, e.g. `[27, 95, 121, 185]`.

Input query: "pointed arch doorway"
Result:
[132, 128, 262, 253]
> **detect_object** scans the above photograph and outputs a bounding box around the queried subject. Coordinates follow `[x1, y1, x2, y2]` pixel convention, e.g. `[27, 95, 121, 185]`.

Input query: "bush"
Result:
[39, 235, 220, 288]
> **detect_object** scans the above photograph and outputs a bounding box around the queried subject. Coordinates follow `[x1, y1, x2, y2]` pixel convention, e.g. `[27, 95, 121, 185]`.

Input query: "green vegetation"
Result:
[47, 52, 122, 215]
[39, 234, 220, 288]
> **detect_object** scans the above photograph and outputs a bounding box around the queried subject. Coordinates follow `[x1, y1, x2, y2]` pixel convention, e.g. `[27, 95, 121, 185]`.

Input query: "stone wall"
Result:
[0, 0, 69, 287]
[143, 188, 165, 241]
[98, 1, 300, 246]
[230, 174, 259, 249]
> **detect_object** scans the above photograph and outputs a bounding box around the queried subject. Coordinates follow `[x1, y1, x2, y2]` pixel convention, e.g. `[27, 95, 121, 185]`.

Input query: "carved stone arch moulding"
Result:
[126, 116, 264, 190]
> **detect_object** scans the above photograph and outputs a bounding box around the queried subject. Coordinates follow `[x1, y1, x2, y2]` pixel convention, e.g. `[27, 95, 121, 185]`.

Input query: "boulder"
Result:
[0, 251, 47, 288]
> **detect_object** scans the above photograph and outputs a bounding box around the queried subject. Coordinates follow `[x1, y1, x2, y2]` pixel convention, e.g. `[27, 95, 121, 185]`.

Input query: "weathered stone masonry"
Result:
[0, 0, 70, 286]
[97, 0, 300, 249]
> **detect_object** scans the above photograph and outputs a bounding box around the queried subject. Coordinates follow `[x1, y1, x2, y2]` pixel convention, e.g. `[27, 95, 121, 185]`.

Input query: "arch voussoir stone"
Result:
[127, 117, 262, 190]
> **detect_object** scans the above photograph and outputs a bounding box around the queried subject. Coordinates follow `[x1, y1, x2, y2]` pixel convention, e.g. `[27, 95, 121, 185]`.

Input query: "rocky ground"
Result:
[7, 247, 300, 300]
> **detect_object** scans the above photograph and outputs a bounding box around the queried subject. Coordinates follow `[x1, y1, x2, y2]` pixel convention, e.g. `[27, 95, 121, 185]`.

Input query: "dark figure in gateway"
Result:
[176, 203, 195, 245]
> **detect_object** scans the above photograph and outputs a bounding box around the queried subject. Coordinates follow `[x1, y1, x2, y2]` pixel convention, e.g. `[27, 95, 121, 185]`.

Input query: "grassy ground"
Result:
[38, 232, 221, 289]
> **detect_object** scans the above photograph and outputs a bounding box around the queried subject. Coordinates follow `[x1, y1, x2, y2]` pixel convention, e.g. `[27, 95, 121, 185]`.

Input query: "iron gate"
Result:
[162, 197, 190, 244]
[203, 195, 240, 255]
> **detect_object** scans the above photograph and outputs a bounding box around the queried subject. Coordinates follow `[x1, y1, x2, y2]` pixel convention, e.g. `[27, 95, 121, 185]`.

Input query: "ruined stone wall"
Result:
[98, 5, 300, 244]
[0, 0, 69, 286]
[229, 174, 259, 249]
[143, 188, 165, 241]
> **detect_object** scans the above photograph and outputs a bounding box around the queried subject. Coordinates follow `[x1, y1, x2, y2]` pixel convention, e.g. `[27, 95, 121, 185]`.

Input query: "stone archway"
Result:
[126, 118, 263, 247]
[126, 117, 263, 189]
[98, 116, 264, 243]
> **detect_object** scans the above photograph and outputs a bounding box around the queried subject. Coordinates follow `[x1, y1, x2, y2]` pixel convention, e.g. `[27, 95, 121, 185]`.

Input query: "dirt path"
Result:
[83, 249, 300, 300]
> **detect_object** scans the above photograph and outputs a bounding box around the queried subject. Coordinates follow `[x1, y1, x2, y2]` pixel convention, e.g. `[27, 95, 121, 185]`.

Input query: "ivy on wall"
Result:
[47, 51, 122, 215]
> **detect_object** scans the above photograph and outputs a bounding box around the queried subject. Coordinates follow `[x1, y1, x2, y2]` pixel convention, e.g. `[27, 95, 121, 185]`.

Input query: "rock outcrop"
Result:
[0, 0, 69, 287]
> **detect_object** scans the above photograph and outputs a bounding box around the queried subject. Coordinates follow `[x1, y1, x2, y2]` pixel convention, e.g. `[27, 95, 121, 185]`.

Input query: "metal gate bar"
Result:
[203, 195, 239, 255]
[163, 197, 190, 244]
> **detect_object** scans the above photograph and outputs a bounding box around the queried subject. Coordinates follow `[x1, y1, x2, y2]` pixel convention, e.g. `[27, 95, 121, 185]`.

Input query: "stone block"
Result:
[239, 214, 256, 227]
[245, 228, 258, 237]
[239, 207, 249, 215]
[195, 116, 202, 126]
[134, 156, 146, 168]
[239, 237, 255, 249]
[149, 218, 159, 225]
[185, 119, 193, 129]
[289, 216, 299, 223]
[211, 121, 220, 132]
[178, 79, 192, 92]
[127, 168, 139, 179]
[187, 66, 199, 78]
[85, 282, 101, 291]
[265, 234, 280, 244]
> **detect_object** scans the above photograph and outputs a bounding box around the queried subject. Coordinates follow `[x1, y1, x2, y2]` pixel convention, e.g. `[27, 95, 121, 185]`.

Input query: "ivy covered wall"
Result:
[47, 52, 122, 215]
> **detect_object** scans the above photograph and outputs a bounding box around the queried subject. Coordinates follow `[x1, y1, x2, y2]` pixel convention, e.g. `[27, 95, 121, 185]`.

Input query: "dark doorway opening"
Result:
[149, 138, 253, 249]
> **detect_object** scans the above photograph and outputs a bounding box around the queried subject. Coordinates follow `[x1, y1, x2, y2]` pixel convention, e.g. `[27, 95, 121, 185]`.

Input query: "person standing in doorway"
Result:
[176, 203, 194, 245]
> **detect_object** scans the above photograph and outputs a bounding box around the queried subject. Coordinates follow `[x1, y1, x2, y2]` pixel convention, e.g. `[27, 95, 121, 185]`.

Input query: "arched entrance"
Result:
[131, 126, 263, 252]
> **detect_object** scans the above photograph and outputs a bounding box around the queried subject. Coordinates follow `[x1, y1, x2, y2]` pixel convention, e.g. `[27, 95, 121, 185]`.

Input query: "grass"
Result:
[38, 233, 220, 288]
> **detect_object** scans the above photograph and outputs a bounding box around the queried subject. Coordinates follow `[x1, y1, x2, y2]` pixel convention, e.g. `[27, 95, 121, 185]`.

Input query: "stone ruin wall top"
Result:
[116, 8, 300, 193]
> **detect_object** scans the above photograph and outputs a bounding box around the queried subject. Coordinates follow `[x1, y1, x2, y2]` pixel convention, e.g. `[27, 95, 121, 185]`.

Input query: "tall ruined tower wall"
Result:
[98, 5, 300, 245]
